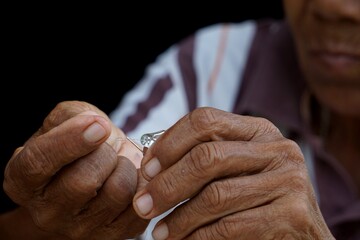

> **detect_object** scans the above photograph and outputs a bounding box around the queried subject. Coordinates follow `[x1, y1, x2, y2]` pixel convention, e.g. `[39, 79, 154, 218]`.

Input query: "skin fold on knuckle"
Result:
[30, 206, 65, 234]
[284, 197, 319, 236]
[187, 143, 223, 179]
[24, 133, 88, 185]
[41, 146, 117, 211]
[58, 176, 99, 204]
[251, 117, 282, 141]
[3, 142, 55, 199]
[188, 107, 221, 139]
[215, 218, 238, 239]
[282, 139, 305, 166]
[64, 224, 92, 240]
[284, 168, 312, 197]
[151, 160, 226, 213]
[200, 181, 231, 215]
[58, 159, 111, 201]
[22, 141, 57, 179]
[42, 104, 68, 131]
[42, 101, 92, 131]
[164, 181, 233, 238]
[166, 208, 195, 238]
[267, 139, 306, 172]
[191, 218, 235, 240]
[271, 140, 310, 194]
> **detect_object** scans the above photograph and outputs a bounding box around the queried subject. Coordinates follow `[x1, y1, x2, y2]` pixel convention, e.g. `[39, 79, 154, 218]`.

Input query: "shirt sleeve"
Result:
[109, 42, 190, 140]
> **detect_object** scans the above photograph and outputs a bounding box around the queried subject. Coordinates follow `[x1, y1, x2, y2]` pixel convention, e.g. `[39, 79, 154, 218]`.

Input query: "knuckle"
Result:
[3, 147, 39, 202]
[287, 198, 312, 228]
[43, 101, 71, 129]
[215, 218, 236, 239]
[66, 226, 89, 240]
[56, 147, 118, 202]
[248, 117, 283, 142]
[19, 142, 53, 180]
[31, 208, 58, 233]
[56, 171, 102, 202]
[196, 222, 230, 240]
[63, 174, 100, 198]
[200, 181, 231, 214]
[253, 117, 282, 138]
[274, 139, 305, 167]
[282, 139, 303, 157]
[287, 140, 305, 165]
[286, 169, 310, 193]
[43, 101, 92, 130]
[189, 107, 219, 134]
[188, 143, 223, 178]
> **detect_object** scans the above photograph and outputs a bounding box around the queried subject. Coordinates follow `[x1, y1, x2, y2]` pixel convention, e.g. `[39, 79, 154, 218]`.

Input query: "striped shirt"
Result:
[110, 19, 360, 240]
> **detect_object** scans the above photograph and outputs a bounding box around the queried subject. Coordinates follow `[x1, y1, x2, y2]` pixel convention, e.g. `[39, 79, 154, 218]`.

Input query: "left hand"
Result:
[133, 107, 334, 239]
[3, 101, 148, 239]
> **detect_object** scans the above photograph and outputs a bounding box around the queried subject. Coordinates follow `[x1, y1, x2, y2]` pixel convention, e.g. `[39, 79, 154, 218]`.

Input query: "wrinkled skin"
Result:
[130, 0, 360, 239]
[134, 107, 335, 239]
[3, 101, 148, 239]
[284, 0, 360, 116]
[3, 0, 360, 239]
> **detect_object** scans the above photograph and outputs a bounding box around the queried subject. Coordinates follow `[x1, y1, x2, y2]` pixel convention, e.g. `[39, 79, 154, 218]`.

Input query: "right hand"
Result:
[3, 101, 149, 239]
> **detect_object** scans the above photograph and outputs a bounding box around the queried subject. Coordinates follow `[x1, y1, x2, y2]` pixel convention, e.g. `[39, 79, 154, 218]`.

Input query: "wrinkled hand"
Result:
[3, 101, 148, 239]
[133, 107, 334, 239]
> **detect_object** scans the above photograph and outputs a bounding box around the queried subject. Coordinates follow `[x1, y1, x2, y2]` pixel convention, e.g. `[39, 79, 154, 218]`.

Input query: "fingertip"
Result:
[143, 157, 161, 179]
[140, 147, 159, 181]
[83, 122, 108, 143]
[81, 114, 111, 144]
[133, 191, 154, 219]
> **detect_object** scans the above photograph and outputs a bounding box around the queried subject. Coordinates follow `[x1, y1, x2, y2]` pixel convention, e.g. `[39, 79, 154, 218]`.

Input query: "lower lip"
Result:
[310, 52, 360, 71]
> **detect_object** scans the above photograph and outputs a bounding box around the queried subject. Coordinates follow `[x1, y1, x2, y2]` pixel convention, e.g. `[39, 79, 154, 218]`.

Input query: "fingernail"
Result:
[153, 223, 169, 240]
[145, 157, 161, 178]
[83, 122, 106, 143]
[135, 193, 153, 216]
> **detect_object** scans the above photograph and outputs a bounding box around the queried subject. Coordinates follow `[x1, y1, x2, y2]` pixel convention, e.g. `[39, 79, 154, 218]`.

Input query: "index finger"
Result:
[141, 107, 281, 179]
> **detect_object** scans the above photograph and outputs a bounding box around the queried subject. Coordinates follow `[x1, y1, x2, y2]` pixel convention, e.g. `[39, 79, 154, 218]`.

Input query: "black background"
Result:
[1, 2, 284, 211]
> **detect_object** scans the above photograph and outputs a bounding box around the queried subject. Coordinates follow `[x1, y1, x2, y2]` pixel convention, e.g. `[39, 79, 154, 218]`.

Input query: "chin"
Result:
[299, 52, 360, 117]
[311, 85, 360, 118]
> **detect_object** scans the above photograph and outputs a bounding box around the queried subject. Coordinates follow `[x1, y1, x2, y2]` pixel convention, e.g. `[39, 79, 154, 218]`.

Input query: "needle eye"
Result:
[140, 130, 165, 148]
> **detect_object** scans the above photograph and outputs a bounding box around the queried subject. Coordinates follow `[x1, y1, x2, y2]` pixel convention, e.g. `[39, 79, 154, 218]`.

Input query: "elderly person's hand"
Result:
[3, 101, 148, 239]
[133, 107, 335, 240]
